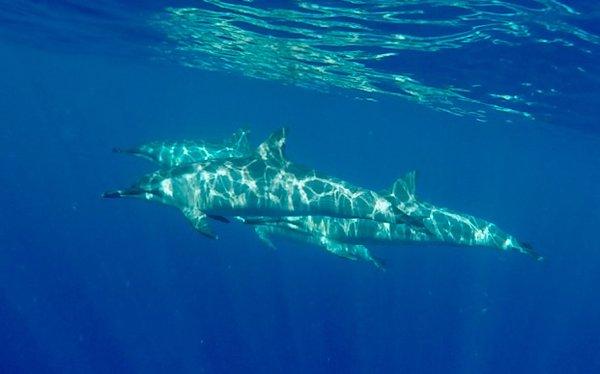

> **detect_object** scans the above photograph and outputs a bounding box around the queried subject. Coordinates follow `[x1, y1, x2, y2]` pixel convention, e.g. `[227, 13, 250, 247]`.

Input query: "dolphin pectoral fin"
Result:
[323, 245, 358, 261]
[370, 256, 387, 271]
[254, 227, 277, 250]
[346, 245, 386, 270]
[207, 214, 230, 223]
[181, 207, 218, 239]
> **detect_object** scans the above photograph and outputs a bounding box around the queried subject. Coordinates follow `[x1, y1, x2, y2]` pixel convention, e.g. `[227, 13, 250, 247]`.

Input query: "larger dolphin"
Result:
[103, 129, 406, 238]
[243, 172, 542, 261]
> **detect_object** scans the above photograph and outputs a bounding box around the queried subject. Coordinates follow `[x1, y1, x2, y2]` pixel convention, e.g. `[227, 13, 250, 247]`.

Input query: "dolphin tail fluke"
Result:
[521, 242, 544, 262]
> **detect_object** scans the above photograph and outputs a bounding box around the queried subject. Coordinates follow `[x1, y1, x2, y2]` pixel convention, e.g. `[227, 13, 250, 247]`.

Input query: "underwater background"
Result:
[0, 1, 599, 373]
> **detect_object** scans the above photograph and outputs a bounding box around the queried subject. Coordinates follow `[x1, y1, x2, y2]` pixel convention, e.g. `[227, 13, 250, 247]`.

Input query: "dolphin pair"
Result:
[104, 129, 542, 267]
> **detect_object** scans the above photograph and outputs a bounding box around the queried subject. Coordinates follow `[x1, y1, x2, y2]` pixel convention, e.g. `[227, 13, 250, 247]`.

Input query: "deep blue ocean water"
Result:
[1, 1, 599, 373]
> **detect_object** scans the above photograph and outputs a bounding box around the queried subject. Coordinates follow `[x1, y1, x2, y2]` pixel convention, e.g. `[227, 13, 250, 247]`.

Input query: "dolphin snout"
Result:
[102, 188, 145, 199]
[102, 190, 126, 198]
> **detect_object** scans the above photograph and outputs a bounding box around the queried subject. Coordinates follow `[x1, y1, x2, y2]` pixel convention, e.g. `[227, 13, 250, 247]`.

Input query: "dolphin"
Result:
[103, 129, 407, 239]
[113, 129, 250, 167]
[241, 172, 542, 261]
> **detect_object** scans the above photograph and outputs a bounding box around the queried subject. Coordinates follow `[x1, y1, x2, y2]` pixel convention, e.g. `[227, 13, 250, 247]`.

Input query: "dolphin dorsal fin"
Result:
[257, 128, 288, 165]
[389, 171, 417, 203]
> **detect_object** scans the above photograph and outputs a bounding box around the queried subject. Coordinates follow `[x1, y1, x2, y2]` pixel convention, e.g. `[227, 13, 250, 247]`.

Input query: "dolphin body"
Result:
[113, 129, 250, 167]
[243, 171, 541, 261]
[103, 129, 407, 239]
[111, 130, 541, 265]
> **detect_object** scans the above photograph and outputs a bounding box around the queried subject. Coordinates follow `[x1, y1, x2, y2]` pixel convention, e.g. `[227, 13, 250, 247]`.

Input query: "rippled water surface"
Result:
[2, 0, 599, 130]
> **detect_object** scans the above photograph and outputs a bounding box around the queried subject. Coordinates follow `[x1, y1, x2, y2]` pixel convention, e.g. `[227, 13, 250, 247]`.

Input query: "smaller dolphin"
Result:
[113, 129, 250, 167]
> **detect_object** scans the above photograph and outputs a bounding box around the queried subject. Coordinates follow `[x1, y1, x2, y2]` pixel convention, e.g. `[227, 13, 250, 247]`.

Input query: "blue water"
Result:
[1, 1, 599, 373]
